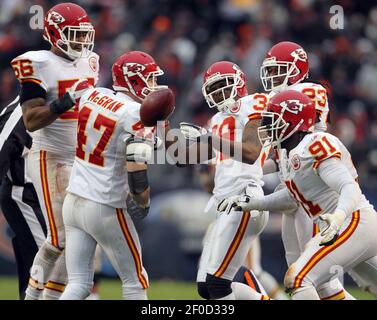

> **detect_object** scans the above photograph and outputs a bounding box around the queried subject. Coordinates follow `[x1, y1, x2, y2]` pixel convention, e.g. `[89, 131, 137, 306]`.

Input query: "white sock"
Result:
[122, 287, 148, 300]
[317, 279, 355, 300]
[60, 283, 92, 300]
[291, 286, 320, 300]
[258, 271, 288, 300]
[42, 252, 67, 300]
[25, 242, 62, 300]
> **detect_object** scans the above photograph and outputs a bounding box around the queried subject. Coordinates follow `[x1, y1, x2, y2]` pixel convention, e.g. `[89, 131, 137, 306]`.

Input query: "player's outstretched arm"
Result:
[182, 118, 262, 165]
[217, 187, 297, 215]
[167, 122, 214, 166]
[240, 118, 263, 164]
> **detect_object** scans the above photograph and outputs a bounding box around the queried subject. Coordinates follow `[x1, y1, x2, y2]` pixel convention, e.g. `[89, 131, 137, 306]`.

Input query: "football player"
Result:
[11, 3, 99, 299]
[218, 90, 377, 299]
[60, 51, 166, 300]
[179, 61, 269, 300]
[197, 161, 286, 299]
[259, 41, 355, 300]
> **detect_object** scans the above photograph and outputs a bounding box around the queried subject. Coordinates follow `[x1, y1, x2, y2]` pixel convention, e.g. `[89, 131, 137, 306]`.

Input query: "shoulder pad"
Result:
[299, 132, 341, 169]
[236, 93, 269, 119]
[290, 81, 325, 91]
[11, 51, 51, 89]
[12, 50, 51, 64]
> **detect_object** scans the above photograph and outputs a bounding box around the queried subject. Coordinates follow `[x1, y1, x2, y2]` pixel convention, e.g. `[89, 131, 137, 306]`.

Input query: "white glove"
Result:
[319, 209, 346, 246]
[67, 78, 93, 103]
[217, 190, 262, 217]
[125, 136, 159, 163]
[217, 195, 248, 214]
[179, 122, 209, 141]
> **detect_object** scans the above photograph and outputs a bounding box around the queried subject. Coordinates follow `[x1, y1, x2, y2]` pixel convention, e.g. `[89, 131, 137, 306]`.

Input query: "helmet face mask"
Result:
[203, 75, 243, 112]
[260, 59, 300, 92]
[57, 25, 95, 59]
[260, 41, 309, 92]
[202, 61, 247, 113]
[258, 111, 293, 148]
[139, 68, 165, 98]
[258, 90, 315, 149]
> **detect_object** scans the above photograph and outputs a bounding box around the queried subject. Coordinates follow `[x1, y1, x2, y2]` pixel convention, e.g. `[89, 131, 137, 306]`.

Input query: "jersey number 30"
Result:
[212, 116, 236, 161]
[76, 106, 116, 167]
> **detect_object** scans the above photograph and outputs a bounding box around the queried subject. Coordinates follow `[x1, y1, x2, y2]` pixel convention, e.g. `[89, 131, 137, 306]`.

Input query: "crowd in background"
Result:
[1, 0, 376, 191]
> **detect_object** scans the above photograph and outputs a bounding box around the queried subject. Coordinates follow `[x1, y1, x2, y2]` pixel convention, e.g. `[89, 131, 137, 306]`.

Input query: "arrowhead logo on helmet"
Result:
[48, 11, 66, 25]
[281, 100, 304, 114]
[291, 48, 307, 62]
[123, 63, 146, 77]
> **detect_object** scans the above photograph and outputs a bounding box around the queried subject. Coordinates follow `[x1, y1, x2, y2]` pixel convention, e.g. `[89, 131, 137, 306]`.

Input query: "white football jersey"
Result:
[11, 50, 100, 157]
[67, 87, 152, 208]
[210, 93, 268, 199]
[279, 132, 372, 219]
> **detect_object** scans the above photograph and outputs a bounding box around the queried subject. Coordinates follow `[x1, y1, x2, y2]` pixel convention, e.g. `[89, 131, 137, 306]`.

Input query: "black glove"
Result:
[126, 193, 150, 220]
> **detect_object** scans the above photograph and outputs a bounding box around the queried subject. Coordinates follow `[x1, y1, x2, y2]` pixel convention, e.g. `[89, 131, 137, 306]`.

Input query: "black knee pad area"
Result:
[205, 274, 232, 299]
[197, 282, 210, 300]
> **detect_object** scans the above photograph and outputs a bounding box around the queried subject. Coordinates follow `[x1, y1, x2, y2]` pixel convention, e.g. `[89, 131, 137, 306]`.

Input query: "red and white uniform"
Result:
[210, 93, 267, 199]
[67, 88, 144, 207]
[276, 132, 377, 292]
[62, 87, 150, 299]
[197, 93, 269, 282]
[270, 81, 354, 298]
[12, 50, 99, 156]
[271, 81, 330, 265]
[11, 50, 99, 249]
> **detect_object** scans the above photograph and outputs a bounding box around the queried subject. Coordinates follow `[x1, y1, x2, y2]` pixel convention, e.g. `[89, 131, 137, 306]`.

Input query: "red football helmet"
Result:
[260, 41, 309, 92]
[43, 3, 95, 60]
[202, 61, 247, 113]
[112, 51, 165, 99]
[258, 90, 315, 148]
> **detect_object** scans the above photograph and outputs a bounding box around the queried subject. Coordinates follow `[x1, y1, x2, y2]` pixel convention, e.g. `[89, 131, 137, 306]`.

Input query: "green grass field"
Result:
[0, 276, 375, 300]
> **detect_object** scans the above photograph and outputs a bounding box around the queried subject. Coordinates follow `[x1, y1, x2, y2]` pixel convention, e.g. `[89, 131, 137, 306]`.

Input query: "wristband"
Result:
[49, 92, 75, 115]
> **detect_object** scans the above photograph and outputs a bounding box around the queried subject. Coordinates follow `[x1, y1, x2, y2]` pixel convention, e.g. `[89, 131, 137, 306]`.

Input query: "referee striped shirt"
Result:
[0, 96, 46, 247]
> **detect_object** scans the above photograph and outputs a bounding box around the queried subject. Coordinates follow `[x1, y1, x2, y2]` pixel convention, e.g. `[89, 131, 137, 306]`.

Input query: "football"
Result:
[140, 88, 175, 127]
